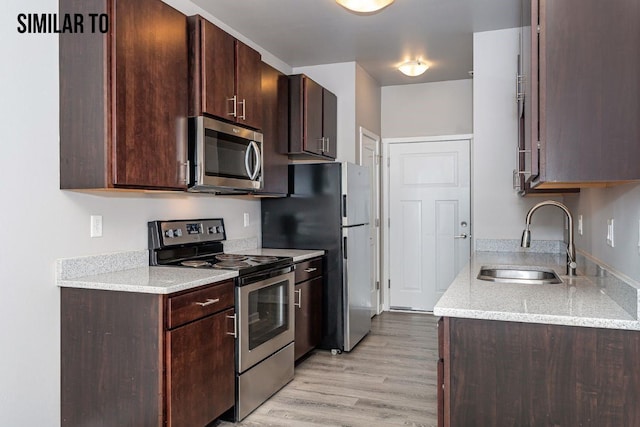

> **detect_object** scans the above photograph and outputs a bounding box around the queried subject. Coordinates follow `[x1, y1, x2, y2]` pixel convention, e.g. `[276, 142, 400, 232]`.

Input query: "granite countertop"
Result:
[433, 251, 640, 331]
[229, 248, 325, 263]
[58, 266, 238, 294]
[56, 247, 324, 295]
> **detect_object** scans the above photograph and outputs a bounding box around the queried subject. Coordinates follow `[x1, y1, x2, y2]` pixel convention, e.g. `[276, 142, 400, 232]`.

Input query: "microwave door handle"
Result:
[250, 141, 261, 180]
[244, 143, 253, 178]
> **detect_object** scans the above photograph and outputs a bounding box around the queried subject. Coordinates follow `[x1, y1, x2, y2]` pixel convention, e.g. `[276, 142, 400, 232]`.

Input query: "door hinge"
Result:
[387, 157, 390, 167]
[376, 155, 381, 165]
[388, 217, 390, 228]
[388, 279, 391, 288]
[375, 218, 380, 227]
[376, 281, 380, 290]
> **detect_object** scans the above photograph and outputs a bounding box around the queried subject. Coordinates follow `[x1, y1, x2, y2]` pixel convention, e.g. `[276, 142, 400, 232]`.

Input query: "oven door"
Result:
[237, 270, 295, 373]
[191, 116, 263, 191]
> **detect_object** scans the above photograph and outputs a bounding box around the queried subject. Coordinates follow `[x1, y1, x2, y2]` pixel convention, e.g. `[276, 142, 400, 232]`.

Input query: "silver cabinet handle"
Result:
[324, 137, 330, 154]
[304, 267, 317, 273]
[294, 289, 302, 308]
[238, 98, 246, 120]
[195, 298, 220, 307]
[226, 313, 237, 338]
[228, 95, 237, 117]
[181, 160, 189, 185]
[454, 233, 468, 239]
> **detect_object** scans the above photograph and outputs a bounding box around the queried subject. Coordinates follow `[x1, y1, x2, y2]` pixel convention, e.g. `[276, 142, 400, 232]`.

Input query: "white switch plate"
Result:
[243, 212, 250, 227]
[578, 215, 583, 235]
[606, 218, 615, 247]
[90, 215, 103, 238]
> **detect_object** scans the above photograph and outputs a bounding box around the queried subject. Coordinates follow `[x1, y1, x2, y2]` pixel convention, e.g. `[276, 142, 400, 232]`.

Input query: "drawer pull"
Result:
[195, 298, 220, 307]
[226, 314, 237, 338]
[304, 268, 317, 273]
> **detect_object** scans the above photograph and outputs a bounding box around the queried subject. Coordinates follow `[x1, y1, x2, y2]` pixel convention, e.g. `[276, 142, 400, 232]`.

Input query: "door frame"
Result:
[357, 126, 382, 315]
[381, 134, 474, 312]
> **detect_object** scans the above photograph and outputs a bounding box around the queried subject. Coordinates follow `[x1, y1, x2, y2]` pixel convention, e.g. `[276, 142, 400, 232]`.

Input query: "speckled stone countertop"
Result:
[433, 251, 640, 331]
[56, 247, 324, 294]
[229, 248, 325, 263]
[56, 249, 237, 294]
[58, 266, 238, 294]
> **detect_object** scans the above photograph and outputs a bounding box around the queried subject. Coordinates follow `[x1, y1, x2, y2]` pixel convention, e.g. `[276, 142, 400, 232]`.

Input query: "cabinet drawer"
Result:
[295, 257, 323, 283]
[167, 280, 234, 329]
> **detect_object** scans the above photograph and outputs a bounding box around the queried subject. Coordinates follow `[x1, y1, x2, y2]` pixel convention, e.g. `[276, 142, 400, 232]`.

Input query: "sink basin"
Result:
[477, 266, 562, 285]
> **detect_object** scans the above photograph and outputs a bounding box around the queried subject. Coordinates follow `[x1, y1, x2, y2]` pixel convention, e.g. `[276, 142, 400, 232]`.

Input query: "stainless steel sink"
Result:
[477, 266, 562, 285]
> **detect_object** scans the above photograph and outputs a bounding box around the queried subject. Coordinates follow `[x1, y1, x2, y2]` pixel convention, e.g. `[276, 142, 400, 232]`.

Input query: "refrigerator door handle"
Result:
[342, 195, 347, 218]
[343, 236, 348, 259]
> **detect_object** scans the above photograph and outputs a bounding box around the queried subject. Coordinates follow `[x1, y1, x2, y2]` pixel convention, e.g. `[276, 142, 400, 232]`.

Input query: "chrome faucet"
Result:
[520, 200, 577, 276]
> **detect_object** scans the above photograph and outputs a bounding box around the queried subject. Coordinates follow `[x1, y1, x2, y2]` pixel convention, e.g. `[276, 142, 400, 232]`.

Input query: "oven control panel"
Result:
[148, 218, 226, 248]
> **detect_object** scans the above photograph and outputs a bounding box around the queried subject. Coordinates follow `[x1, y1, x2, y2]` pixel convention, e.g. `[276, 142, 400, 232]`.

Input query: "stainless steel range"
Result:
[148, 218, 295, 421]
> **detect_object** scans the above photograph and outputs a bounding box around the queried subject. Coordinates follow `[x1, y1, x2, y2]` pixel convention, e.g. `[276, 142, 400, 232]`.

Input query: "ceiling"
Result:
[191, 0, 521, 86]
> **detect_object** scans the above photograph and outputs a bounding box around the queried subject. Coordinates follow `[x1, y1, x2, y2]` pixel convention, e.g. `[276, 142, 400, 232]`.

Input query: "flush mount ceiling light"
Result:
[336, 0, 395, 13]
[398, 59, 429, 77]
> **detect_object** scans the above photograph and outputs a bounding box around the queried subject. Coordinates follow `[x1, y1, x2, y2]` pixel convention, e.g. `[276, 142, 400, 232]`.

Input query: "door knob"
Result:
[454, 233, 468, 239]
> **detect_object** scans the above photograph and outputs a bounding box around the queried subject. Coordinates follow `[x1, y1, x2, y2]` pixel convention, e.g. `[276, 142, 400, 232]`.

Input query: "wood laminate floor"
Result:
[218, 312, 438, 427]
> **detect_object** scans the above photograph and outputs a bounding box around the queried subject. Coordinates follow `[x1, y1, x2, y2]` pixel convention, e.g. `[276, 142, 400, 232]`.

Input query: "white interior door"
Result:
[359, 127, 381, 317]
[388, 140, 470, 311]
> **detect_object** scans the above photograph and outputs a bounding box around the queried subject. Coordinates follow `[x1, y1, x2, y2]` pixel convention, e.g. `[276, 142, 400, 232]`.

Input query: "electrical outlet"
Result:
[90, 215, 103, 238]
[243, 212, 250, 227]
[578, 215, 583, 236]
[606, 218, 615, 247]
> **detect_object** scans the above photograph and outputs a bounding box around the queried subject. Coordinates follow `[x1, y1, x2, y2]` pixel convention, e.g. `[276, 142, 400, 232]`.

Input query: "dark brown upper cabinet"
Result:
[521, 0, 640, 190]
[289, 74, 338, 160]
[255, 63, 290, 196]
[188, 15, 263, 130]
[59, 0, 189, 190]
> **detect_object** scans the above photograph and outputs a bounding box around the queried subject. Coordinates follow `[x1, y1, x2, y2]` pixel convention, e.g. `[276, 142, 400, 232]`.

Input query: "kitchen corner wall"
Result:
[473, 28, 564, 243]
[565, 185, 640, 282]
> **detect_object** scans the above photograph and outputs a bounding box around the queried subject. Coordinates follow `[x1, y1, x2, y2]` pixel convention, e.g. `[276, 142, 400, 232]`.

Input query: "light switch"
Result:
[90, 215, 103, 238]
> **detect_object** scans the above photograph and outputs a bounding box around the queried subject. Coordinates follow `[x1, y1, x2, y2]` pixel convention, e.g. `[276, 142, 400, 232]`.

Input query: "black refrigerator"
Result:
[262, 162, 372, 352]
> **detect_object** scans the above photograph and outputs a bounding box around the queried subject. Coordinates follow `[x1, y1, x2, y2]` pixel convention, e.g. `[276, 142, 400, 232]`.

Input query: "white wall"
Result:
[0, 1, 263, 424]
[565, 185, 640, 281]
[473, 28, 564, 242]
[356, 63, 382, 138]
[381, 79, 473, 138]
[293, 62, 358, 163]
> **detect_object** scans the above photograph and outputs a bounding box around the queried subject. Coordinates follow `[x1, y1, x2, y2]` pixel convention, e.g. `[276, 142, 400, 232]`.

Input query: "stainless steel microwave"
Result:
[188, 116, 263, 193]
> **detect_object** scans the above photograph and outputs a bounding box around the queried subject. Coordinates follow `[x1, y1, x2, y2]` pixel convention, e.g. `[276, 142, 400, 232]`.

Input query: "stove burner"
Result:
[181, 260, 210, 268]
[248, 256, 279, 263]
[216, 254, 248, 262]
[214, 260, 251, 269]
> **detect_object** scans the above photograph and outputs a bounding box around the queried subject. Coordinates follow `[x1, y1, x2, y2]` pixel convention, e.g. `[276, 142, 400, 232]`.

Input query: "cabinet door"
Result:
[322, 88, 338, 159]
[200, 18, 236, 120]
[112, 0, 188, 189]
[236, 41, 263, 129]
[258, 63, 289, 195]
[303, 77, 324, 155]
[294, 276, 323, 360]
[166, 308, 235, 427]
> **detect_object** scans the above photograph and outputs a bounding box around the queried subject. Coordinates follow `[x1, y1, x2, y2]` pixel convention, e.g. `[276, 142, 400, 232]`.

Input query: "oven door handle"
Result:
[238, 265, 294, 286]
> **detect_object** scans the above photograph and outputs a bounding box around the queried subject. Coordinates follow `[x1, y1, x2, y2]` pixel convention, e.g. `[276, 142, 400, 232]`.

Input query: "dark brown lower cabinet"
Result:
[61, 280, 235, 427]
[294, 276, 323, 360]
[294, 257, 324, 361]
[439, 317, 640, 427]
[167, 307, 235, 427]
